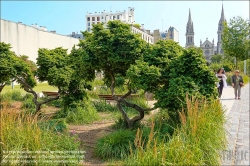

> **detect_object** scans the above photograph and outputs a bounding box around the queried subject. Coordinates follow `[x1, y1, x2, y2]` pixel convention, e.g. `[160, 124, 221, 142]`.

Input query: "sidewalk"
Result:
[220, 84, 249, 165]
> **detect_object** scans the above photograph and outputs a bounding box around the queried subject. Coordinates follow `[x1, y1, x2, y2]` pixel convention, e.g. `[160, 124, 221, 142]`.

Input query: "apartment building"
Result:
[85, 7, 154, 44]
[86, 7, 135, 32]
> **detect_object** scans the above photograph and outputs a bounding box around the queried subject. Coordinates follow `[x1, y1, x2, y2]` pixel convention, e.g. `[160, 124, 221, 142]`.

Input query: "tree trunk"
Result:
[15, 76, 60, 114]
[0, 85, 4, 93]
[115, 90, 154, 129]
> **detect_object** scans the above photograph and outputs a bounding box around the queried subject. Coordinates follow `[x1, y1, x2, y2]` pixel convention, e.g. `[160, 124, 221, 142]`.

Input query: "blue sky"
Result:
[1, 1, 249, 47]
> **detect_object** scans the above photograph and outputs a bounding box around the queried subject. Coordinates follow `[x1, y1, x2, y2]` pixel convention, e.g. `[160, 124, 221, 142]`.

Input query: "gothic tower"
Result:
[217, 4, 226, 54]
[185, 8, 194, 48]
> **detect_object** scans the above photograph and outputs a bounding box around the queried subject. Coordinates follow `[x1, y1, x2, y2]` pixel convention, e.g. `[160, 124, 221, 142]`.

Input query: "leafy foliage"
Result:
[0, 42, 36, 92]
[211, 54, 223, 63]
[80, 20, 147, 88]
[155, 47, 218, 121]
[222, 16, 250, 68]
[36, 47, 95, 115]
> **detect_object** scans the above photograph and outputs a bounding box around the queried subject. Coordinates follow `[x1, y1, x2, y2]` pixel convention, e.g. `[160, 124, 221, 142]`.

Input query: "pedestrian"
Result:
[216, 68, 227, 98]
[222, 68, 226, 75]
[231, 70, 244, 99]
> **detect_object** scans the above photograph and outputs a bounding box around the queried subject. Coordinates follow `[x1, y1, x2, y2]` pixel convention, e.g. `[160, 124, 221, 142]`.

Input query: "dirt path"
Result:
[68, 100, 158, 165]
[69, 113, 115, 165]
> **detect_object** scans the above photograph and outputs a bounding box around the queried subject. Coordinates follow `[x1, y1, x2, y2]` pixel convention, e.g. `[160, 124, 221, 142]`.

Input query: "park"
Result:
[0, 16, 249, 165]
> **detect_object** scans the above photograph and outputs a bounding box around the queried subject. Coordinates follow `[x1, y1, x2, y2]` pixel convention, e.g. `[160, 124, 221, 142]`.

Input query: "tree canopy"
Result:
[79, 20, 151, 128]
[0, 42, 36, 92]
[222, 16, 250, 69]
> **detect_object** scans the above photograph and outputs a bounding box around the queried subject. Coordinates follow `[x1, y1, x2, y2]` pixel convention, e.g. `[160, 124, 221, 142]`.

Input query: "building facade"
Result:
[151, 26, 179, 44]
[131, 25, 154, 44]
[86, 7, 154, 44]
[86, 7, 135, 32]
[185, 5, 226, 62]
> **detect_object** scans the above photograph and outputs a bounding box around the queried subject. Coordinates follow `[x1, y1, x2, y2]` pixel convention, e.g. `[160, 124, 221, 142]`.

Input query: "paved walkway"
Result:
[220, 84, 249, 165]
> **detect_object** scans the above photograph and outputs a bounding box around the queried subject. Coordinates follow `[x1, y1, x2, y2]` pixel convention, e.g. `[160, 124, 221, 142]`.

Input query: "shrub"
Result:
[92, 100, 118, 112]
[38, 118, 68, 132]
[155, 47, 218, 122]
[54, 99, 99, 124]
[125, 97, 227, 165]
[22, 93, 34, 101]
[0, 111, 83, 165]
[46, 98, 63, 108]
[10, 90, 23, 101]
[21, 97, 35, 109]
[95, 129, 136, 159]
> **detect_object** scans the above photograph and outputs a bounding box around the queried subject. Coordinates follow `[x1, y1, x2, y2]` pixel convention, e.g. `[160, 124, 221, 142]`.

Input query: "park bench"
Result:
[42, 91, 59, 97]
[98, 94, 140, 103]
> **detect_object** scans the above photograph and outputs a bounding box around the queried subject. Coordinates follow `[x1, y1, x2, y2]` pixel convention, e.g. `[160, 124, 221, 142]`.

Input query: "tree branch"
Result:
[16, 76, 60, 113]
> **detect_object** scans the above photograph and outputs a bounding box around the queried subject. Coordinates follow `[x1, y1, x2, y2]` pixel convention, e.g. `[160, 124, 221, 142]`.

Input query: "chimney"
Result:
[141, 24, 144, 30]
[18, 22, 22, 24]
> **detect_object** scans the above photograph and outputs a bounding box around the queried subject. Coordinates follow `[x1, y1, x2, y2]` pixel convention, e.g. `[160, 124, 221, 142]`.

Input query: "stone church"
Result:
[185, 5, 226, 62]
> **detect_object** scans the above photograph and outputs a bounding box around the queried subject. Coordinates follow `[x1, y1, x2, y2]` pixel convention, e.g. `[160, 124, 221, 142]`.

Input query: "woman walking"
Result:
[216, 68, 227, 98]
[231, 70, 244, 99]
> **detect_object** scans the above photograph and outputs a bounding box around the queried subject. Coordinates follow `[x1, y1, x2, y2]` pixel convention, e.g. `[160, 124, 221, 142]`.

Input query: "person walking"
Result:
[231, 70, 244, 99]
[216, 68, 227, 98]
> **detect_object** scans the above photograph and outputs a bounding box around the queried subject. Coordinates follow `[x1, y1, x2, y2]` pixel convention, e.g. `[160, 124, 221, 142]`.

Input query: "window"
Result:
[87, 27, 90, 32]
[87, 17, 90, 21]
[219, 27, 221, 30]
[88, 22, 90, 26]
[191, 37, 192, 42]
[97, 22, 100, 24]
[221, 35, 223, 40]
[205, 50, 210, 55]
[92, 22, 95, 25]
[101, 16, 103, 19]
[113, 16, 116, 20]
[92, 17, 95, 21]
[117, 15, 120, 19]
[97, 17, 100, 21]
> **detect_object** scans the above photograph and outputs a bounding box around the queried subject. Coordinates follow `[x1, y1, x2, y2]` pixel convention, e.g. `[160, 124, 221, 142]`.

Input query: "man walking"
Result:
[231, 70, 244, 99]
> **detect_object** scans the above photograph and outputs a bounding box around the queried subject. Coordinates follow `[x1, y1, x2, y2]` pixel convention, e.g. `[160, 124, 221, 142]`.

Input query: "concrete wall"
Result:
[1, 19, 80, 62]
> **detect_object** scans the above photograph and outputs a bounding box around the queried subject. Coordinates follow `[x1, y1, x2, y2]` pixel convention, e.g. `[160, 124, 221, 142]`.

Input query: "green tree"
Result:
[79, 20, 153, 128]
[133, 23, 141, 29]
[211, 54, 223, 63]
[156, 47, 218, 121]
[36, 47, 95, 114]
[128, 46, 218, 123]
[0, 42, 36, 92]
[0, 42, 17, 92]
[222, 16, 250, 69]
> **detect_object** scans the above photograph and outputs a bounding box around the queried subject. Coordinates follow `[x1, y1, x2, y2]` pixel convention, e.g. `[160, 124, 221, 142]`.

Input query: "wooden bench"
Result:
[42, 91, 59, 97]
[98, 94, 140, 102]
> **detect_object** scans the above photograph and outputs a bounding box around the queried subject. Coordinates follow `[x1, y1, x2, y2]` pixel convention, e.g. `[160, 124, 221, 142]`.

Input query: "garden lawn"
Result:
[1, 82, 58, 94]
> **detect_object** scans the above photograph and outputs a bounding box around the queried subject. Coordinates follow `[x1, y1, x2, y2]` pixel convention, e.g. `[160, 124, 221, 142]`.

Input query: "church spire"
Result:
[188, 8, 192, 23]
[185, 8, 194, 48]
[220, 4, 225, 21]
